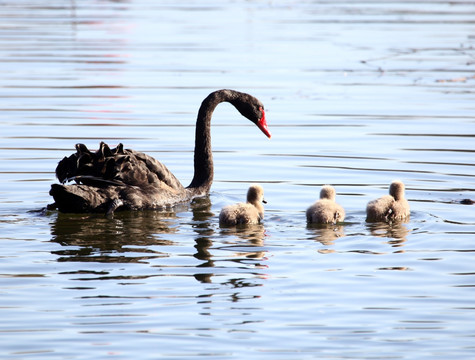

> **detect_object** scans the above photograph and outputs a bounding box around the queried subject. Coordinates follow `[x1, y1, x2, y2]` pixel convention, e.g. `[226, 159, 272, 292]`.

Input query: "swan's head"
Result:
[389, 180, 405, 201]
[247, 184, 266, 204]
[228, 91, 271, 139]
[320, 185, 336, 201]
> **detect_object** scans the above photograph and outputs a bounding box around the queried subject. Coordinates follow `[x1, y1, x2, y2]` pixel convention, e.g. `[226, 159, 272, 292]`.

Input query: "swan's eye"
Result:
[258, 106, 264, 117]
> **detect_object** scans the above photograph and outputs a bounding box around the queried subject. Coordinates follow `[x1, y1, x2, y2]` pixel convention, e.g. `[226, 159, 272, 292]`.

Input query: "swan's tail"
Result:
[49, 184, 116, 213]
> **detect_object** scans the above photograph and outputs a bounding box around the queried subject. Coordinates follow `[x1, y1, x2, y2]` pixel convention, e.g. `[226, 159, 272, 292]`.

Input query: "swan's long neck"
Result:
[187, 90, 232, 194]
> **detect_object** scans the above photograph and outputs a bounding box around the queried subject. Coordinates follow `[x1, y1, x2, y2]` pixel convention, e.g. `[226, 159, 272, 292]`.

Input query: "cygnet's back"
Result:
[366, 180, 410, 222]
[306, 185, 345, 224]
[219, 184, 266, 226]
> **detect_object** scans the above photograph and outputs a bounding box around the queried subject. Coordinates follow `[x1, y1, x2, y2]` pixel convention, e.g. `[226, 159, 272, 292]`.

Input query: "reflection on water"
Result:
[1, 1, 475, 359]
[50, 202, 191, 264]
[50, 210, 179, 263]
[307, 223, 345, 245]
[50, 196, 268, 288]
[366, 221, 410, 247]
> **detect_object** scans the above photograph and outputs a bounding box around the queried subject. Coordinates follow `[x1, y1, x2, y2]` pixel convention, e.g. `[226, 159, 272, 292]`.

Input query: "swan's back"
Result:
[55, 142, 184, 190]
[50, 142, 187, 213]
[306, 185, 345, 224]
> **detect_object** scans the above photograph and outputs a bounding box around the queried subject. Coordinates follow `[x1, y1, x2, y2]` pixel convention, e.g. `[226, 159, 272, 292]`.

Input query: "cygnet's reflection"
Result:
[366, 220, 410, 248]
[192, 196, 268, 284]
[219, 224, 267, 259]
[194, 222, 268, 284]
[306, 223, 345, 246]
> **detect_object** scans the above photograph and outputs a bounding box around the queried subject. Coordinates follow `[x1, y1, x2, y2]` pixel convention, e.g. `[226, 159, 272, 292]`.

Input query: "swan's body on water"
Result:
[49, 89, 271, 213]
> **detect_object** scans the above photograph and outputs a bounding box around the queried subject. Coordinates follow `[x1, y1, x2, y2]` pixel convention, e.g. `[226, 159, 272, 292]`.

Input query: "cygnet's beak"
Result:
[262, 199, 267, 204]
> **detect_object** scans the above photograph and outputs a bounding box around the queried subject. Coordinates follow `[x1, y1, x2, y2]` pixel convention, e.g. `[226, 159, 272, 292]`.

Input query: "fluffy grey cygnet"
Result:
[306, 185, 345, 224]
[366, 180, 410, 222]
[219, 185, 266, 225]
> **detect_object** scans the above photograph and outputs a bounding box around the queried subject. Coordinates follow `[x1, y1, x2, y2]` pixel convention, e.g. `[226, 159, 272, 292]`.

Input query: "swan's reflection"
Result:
[191, 197, 216, 271]
[49, 196, 268, 290]
[50, 209, 181, 263]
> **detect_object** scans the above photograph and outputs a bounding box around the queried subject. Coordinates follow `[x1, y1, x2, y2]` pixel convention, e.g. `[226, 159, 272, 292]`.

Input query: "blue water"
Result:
[0, 1, 474, 359]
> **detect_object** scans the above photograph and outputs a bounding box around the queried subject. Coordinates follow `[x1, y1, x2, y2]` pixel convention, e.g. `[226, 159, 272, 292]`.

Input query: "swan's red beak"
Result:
[257, 109, 271, 138]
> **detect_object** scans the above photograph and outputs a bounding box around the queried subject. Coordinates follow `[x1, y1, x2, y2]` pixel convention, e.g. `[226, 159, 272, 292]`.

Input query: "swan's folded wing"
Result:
[123, 150, 185, 192]
[55, 143, 185, 193]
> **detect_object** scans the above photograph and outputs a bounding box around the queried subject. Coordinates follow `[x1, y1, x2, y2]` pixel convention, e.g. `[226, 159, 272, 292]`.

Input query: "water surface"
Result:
[0, 1, 474, 359]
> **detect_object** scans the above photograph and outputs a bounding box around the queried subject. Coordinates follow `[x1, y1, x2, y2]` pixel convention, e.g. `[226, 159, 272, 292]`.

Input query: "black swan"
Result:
[49, 89, 271, 214]
[219, 184, 266, 225]
[366, 180, 410, 222]
[306, 185, 345, 224]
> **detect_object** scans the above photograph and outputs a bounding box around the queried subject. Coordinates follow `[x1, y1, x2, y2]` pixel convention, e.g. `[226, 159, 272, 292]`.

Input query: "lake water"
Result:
[1, 1, 474, 359]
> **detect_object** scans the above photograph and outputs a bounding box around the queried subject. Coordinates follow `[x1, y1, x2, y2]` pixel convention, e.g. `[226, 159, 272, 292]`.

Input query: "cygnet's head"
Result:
[247, 184, 266, 204]
[389, 180, 406, 201]
[320, 185, 336, 201]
